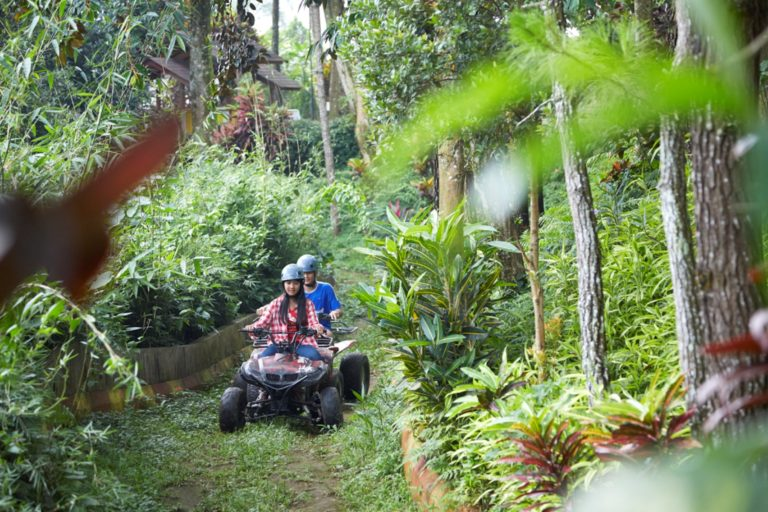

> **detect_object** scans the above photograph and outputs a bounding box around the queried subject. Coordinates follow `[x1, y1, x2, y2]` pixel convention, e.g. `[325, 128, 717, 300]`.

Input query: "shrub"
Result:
[354, 205, 514, 420]
[91, 143, 324, 347]
[0, 284, 139, 510]
[284, 115, 360, 175]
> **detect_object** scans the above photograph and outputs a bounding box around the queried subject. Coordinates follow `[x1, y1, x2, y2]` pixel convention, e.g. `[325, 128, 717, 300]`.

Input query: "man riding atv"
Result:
[296, 254, 342, 331]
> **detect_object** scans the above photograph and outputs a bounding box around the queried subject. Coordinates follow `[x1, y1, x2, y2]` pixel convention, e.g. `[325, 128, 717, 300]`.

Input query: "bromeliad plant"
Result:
[354, 204, 514, 418]
[496, 409, 592, 512]
[586, 374, 700, 464]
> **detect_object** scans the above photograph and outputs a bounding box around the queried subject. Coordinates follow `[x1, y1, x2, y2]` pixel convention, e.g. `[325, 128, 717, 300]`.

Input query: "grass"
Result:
[90, 322, 415, 512]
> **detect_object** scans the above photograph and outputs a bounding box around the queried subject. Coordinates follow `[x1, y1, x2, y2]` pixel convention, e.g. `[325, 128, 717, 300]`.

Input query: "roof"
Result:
[255, 65, 301, 90]
[144, 55, 190, 84]
[251, 43, 284, 64]
[143, 52, 299, 91]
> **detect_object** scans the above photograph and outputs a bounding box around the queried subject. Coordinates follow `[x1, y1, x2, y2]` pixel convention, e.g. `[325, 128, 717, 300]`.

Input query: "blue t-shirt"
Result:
[306, 282, 341, 329]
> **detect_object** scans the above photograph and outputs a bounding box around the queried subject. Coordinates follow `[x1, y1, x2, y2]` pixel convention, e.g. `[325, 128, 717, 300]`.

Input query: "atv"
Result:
[219, 321, 370, 433]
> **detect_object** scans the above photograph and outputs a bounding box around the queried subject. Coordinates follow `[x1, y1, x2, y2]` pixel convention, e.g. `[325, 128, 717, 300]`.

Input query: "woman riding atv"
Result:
[246, 264, 328, 361]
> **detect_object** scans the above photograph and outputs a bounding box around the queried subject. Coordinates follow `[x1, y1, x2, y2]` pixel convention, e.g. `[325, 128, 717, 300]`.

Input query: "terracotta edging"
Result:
[402, 427, 479, 512]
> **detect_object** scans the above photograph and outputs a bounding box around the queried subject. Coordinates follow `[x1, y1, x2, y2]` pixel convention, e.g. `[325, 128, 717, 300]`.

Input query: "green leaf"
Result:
[89, 271, 113, 290]
[487, 240, 519, 253]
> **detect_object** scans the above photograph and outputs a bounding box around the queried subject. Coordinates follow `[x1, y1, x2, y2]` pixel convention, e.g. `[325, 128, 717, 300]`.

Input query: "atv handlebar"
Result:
[317, 313, 358, 335]
[239, 327, 318, 353]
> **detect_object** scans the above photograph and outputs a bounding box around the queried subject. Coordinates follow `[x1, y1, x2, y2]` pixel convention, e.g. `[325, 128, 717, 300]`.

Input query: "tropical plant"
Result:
[446, 350, 528, 419]
[354, 205, 515, 417]
[496, 410, 592, 511]
[696, 318, 768, 433]
[586, 374, 700, 464]
[0, 283, 140, 510]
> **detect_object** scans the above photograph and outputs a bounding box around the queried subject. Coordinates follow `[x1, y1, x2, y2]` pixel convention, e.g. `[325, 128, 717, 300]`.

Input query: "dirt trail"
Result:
[162, 268, 374, 512]
[283, 435, 343, 511]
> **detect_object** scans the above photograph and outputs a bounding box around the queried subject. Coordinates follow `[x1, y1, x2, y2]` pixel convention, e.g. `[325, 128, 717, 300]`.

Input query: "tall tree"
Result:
[308, 0, 339, 234]
[550, 1, 609, 397]
[323, 0, 345, 119]
[687, 0, 767, 435]
[437, 137, 465, 216]
[186, 0, 213, 129]
[657, 0, 705, 428]
[272, 0, 280, 71]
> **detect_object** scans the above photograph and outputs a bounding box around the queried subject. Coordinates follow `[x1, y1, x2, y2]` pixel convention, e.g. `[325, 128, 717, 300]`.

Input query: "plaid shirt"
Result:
[248, 295, 322, 347]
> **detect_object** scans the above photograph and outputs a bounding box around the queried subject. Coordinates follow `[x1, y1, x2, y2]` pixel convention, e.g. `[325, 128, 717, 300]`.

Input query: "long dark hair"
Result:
[279, 281, 308, 325]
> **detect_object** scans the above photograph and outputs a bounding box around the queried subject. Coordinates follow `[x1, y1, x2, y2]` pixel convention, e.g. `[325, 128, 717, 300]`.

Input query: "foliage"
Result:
[0, 284, 140, 510]
[212, 85, 291, 161]
[285, 115, 360, 174]
[696, 328, 768, 433]
[373, 12, 753, 188]
[539, 154, 677, 394]
[339, 0, 514, 126]
[446, 350, 528, 419]
[91, 143, 324, 347]
[329, 115, 361, 170]
[285, 118, 323, 173]
[354, 205, 514, 419]
[586, 374, 700, 464]
[497, 413, 591, 512]
[332, 328, 418, 511]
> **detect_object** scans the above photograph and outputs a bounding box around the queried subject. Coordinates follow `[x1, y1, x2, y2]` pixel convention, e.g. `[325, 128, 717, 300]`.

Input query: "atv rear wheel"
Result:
[319, 387, 343, 427]
[333, 371, 345, 400]
[219, 387, 246, 433]
[340, 353, 370, 401]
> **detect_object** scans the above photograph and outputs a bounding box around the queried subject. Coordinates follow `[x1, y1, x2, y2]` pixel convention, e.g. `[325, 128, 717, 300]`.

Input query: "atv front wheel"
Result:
[219, 387, 246, 433]
[232, 370, 247, 392]
[340, 353, 370, 401]
[319, 387, 343, 427]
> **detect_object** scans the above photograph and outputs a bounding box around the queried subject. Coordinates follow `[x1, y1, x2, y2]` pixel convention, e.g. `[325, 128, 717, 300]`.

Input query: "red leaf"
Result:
[703, 333, 763, 355]
[667, 409, 696, 436]
[696, 363, 768, 404]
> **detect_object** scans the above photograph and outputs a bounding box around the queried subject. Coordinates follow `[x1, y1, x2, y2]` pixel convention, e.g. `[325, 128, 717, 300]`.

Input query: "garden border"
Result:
[66, 313, 257, 413]
[401, 427, 479, 512]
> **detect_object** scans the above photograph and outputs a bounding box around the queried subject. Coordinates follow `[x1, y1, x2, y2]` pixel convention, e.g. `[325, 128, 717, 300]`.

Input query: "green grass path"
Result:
[93, 312, 415, 511]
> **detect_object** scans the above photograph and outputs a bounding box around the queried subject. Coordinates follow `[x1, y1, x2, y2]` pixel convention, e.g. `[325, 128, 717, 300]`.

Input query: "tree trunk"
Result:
[658, 0, 706, 429]
[309, 3, 339, 235]
[686, 0, 766, 437]
[324, 0, 345, 119]
[692, 109, 762, 435]
[272, 0, 280, 71]
[529, 172, 546, 382]
[659, 117, 706, 422]
[337, 59, 371, 163]
[187, 0, 212, 130]
[553, 83, 609, 397]
[437, 137, 464, 217]
[634, 0, 652, 25]
[499, 215, 525, 281]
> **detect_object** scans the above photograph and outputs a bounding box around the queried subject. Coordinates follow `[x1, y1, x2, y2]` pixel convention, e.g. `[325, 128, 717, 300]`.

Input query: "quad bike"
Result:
[219, 320, 370, 433]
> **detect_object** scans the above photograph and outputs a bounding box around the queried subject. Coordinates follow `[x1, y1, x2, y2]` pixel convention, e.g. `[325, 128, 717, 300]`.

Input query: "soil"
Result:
[164, 483, 205, 512]
[283, 438, 342, 511]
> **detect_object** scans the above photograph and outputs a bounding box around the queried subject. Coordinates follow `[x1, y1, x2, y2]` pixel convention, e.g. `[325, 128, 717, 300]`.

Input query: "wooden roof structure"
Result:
[143, 45, 299, 92]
